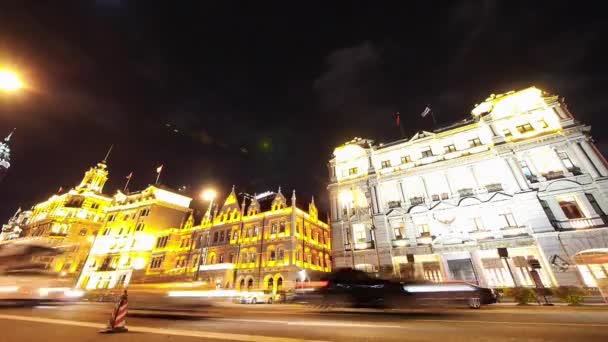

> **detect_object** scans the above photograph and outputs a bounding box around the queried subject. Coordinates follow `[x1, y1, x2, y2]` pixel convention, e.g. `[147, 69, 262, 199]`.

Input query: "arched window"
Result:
[239, 278, 245, 290]
[247, 278, 254, 290]
[277, 248, 285, 261]
[270, 249, 276, 261]
[277, 277, 283, 291]
[267, 277, 274, 290]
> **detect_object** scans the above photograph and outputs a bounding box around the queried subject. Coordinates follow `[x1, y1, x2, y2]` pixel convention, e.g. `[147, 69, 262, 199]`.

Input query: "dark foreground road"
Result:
[0, 302, 607, 341]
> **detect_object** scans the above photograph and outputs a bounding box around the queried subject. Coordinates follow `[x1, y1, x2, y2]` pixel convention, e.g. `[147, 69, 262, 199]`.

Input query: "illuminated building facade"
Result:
[0, 130, 14, 183]
[0, 208, 32, 241]
[328, 87, 608, 288]
[77, 185, 193, 289]
[195, 187, 331, 293]
[20, 160, 112, 276]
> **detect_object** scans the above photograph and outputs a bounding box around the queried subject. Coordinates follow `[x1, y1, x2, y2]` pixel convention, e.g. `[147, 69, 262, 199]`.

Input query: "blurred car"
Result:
[295, 268, 497, 309]
[401, 282, 498, 308]
[294, 268, 404, 308]
[237, 291, 275, 304]
[0, 269, 84, 303]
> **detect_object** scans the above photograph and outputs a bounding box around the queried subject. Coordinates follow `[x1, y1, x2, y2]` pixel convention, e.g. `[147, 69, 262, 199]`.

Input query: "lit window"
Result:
[348, 167, 358, 176]
[135, 223, 144, 232]
[468, 138, 482, 148]
[558, 152, 577, 172]
[520, 161, 534, 178]
[421, 148, 433, 158]
[219, 254, 224, 263]
[499, 212, 518, 227]
[271, 224, 277, 234]
[502, 128, 513, 138]
[381, 160, 391, 168]
[232, 230, 239, 240]
[103, 228, 111, 236]
[558, 197, 585, 219]
[277, 249, 285, 260]
[150, 256, 164, 269]
[394, 226, 403, 239]
[516, 123, 534, 134]
[472, 217, 484, 231]
[401, 155, 412, 163]
[444, 144, 457, 153]
[279, 222, 286, 233]
[79, 229, 88, 236]
[269, 250, 276, 261]
[253, 226, 259, 236]
[418, 224, 430, 235]
[538, 119, 549, 128]
[352, 223, 366, 243]
[155, 236, 169, 248]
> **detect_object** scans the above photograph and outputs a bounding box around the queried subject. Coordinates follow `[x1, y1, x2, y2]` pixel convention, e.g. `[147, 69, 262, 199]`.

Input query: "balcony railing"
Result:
[568, 166, 583, 176]
[551, 216, 608, 231]
[458, 188, 474, 197]
[544, 170, 565, 180]
[345, 240, 375, 251]
[388, 201, 402, 209]
[485, 183, 503, 193]
[198, 263, 235, 271]
[469, 230, 495, 240]
[500, 226, 529, 237]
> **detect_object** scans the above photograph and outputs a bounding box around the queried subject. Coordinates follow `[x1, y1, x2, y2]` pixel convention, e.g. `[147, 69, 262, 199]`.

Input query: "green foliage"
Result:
[552, 286, 585, 305]
[504, 287, 536, 305]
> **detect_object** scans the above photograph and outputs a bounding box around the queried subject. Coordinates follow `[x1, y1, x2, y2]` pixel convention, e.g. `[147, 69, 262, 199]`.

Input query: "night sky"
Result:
[1, 1, 607, 222]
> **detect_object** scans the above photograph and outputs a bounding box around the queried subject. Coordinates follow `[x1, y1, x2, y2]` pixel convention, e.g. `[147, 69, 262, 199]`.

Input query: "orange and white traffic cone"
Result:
[100, 290, 129, 333]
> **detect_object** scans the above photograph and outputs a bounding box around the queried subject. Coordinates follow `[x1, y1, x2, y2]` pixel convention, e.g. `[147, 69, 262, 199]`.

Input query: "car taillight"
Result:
[319, 281, 329, 288]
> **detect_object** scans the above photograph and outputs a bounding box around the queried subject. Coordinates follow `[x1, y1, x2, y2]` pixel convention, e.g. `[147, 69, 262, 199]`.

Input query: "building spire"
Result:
[102, 144, 113, 164]
[278, 186, 282, 194]
[4, 128, 15, 142]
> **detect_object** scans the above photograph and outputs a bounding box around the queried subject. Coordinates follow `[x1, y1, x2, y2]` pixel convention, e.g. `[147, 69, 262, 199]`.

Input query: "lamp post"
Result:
[195, 189, 216, 281]
[0, 70, 24, 93]
[339, 190, 356, 269]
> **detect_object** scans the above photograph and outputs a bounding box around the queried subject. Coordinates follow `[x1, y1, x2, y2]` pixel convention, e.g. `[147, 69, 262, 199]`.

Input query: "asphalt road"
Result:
[0, 301, 607, 342]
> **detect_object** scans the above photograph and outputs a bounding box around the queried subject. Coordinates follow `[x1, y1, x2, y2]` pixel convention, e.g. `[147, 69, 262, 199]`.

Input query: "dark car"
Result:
[401, 282, 498, 308]
[295, 268, 497, 309]
[295, 268, 405, 308]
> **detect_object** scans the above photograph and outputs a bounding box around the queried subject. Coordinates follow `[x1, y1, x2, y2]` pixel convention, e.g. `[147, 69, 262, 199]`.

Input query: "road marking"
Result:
[0, 314, 330, 342]
[411, 318, 608, 328]
[215, 318, 402, 329]
[214, 317, 608, 329]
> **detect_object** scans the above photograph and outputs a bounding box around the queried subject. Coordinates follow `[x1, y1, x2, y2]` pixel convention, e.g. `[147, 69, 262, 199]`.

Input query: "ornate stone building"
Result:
[196, 187, 331, 293]
[327, 87, 608, 288]
[19, 159, 112, 277]
[76, 185, 193, 289]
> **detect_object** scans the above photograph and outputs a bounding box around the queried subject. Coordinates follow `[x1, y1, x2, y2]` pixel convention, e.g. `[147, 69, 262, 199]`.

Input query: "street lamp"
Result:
[0, 70, 24, 92]
[339, 190, 356, 269]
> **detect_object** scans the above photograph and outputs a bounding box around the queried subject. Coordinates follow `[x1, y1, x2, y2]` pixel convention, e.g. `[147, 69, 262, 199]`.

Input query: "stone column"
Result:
[469, 250, 489, 288]
[572, 142, 600, 178]
[444, 171, 454, 196]
[369, 185, 379, 214]
[581, 140, 608, 177]
[505, 157, 528, 191]
[398, 181, 406, 204]
[420, 176, 431, 200]
[469, 165, 481, 190]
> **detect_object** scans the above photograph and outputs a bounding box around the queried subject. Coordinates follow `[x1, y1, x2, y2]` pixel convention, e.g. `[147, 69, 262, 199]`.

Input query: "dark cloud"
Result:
[313, 41, 383, 114]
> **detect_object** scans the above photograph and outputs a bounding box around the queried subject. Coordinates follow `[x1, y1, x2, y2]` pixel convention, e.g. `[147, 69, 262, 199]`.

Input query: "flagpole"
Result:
[155, 169, 162, 185]
[123, 174, 132, 193]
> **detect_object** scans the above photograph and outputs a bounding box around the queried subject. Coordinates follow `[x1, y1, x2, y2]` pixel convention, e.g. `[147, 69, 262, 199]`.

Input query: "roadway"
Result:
[0, 301, 607, 341]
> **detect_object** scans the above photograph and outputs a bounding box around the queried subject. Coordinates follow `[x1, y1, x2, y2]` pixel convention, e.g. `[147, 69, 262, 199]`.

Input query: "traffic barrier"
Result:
[100, 290, 128, 333]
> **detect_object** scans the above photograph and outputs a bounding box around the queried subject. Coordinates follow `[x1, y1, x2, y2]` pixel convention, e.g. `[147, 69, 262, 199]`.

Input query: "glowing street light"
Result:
[339, 190, 353, 207]
[0, 70, 24, 92]
[201, 189, 217, 202]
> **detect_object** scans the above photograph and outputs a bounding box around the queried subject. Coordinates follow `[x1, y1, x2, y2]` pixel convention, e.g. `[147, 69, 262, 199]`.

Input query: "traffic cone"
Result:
[100, 290, 129, 333]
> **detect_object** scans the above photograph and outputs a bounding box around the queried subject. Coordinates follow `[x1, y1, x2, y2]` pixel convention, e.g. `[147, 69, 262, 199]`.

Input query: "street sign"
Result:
[528, 258, 541, 269]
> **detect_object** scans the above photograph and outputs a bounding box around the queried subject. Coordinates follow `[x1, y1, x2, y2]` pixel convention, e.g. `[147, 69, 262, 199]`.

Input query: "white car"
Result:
[0, 269, 83, 302]
[238, 292, 275, 304]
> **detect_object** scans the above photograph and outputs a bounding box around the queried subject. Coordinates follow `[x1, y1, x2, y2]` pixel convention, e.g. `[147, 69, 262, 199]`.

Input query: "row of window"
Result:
[106, 208, 150, 223]
[379, 139, 484, 169]
[392, 212, 519, 239]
